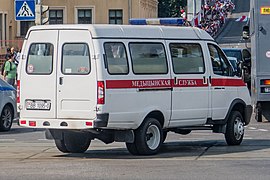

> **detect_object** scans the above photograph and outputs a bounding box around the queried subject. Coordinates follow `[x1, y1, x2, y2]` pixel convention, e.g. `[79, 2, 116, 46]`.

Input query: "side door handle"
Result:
[203, 76, 207, 85]
[214, 87, 225, 90]
[59, 77, 63, 85]
[209, 76, 212, 85]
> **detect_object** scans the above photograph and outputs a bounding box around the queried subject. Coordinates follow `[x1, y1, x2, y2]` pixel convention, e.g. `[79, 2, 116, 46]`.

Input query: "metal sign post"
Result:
[187, 0, 202, 21]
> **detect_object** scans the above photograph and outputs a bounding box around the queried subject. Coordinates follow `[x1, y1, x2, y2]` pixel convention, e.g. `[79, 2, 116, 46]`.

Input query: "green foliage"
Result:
[158, 0, 187, 18]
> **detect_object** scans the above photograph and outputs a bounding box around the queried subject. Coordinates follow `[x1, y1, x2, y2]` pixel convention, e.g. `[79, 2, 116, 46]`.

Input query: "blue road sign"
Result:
[15, 0, 35, 21]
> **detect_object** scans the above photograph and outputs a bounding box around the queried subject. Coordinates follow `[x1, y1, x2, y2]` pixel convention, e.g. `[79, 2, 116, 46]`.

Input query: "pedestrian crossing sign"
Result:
[15, 0, 35, 21]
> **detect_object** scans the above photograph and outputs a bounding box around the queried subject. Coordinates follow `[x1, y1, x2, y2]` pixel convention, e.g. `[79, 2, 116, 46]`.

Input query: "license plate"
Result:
[26, 100, 51, 110]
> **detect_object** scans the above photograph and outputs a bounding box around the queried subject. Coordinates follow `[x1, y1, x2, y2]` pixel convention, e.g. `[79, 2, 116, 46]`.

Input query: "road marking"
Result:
[247, 127, 268, 132]
[38, 139, 51, 141]
[0, 139, 15, 142]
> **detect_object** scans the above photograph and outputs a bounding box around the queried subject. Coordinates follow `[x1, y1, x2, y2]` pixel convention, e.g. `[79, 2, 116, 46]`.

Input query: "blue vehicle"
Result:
[0, 78, 17, 131]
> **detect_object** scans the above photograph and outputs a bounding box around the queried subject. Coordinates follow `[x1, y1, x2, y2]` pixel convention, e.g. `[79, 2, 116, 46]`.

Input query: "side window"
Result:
[62, 43, 90, 75]
[104, 42, 129, 74]
[170, 43, 205, 74]
[129, 43, 167, 74]
[27, 43, 53, 74]
[208, 44, 233, 76]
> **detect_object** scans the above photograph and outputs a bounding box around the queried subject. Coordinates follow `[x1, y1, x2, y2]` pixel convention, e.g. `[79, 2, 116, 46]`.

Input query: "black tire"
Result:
[126, 143, 139, 155]
[162, 130, 168, 143]
[62, 131, 91, 153]
[55, 139, 70, 153]
[0, 105, 13, 131]
[255, 107, 262, 122]
[126, 118, 163, 155]
[225, 111, 244, 145]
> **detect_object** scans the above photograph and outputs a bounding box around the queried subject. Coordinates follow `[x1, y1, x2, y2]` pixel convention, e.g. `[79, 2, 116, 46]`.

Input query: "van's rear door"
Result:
[57, 30, 97, 119]
[20, 30, 58, 119]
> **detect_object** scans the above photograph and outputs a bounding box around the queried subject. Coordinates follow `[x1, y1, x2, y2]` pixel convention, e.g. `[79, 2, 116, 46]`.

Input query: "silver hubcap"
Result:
[1, 108, 12, 128]
[146, 124, 160, 150]
[234, 117, 244, 140]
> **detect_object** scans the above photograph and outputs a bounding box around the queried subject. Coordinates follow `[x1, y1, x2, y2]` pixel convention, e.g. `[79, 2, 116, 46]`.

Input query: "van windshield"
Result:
[26, 43, 53, 74]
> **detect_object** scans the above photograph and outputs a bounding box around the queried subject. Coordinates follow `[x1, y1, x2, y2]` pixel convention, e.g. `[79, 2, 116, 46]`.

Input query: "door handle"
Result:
[203, 76, 207, 85]
[209, 76, 212, 85]
[59, 77, 63, 85]
[214, 87, 225, 90]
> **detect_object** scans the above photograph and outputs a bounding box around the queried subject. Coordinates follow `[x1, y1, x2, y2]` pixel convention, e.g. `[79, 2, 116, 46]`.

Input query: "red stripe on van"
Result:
[106, 78, 246, 89]
[174, 79, 208, 87]
[211, 78, 246, 86]
[106, 79, 207, 89]
[106, 79, 172, 89]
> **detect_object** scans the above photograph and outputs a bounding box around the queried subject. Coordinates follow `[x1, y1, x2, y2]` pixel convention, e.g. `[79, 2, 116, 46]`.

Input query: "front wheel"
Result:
[162, 130, 168, 143]
[225, 111, 244, 145]
[126, 118, 163, 155]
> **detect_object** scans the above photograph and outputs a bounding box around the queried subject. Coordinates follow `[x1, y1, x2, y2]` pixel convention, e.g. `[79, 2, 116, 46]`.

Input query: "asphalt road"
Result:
[2, 1, 269, 179]
[1, 117, 270, 180]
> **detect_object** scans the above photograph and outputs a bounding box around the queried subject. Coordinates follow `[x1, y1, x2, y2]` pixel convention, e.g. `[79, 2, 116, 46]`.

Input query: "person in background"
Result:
[3, 54, 17, 87]
[10, 47, 19, 65]
[4, 47, 11, 60]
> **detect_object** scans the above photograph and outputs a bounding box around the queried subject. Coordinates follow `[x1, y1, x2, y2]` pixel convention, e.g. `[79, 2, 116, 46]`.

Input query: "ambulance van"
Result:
[17, 25, 252, 155]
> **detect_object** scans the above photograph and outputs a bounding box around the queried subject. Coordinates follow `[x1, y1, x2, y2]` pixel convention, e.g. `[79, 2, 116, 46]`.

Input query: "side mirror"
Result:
[242, 25, 250, 40]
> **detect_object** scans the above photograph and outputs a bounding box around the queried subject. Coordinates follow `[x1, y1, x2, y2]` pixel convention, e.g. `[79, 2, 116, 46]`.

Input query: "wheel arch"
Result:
[207, 98, 251, 125]
[143, 110, 165, 128]
[226, 99, 249, 125]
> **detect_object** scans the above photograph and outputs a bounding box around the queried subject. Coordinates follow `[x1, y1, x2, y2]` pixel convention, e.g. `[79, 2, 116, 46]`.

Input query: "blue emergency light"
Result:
[129, 18, 184, 26]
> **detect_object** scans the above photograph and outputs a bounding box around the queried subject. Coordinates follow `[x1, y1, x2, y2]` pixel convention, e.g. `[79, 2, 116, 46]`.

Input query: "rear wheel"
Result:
[55, 139, 70, 153]
[126, 118, 163, 155]
[0, 105, 13, 131]
[225, 111, 244, 145]
[55, 131, 91, 153]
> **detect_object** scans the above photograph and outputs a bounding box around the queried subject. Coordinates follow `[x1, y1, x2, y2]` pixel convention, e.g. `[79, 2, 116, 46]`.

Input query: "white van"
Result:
[17, 25, 252, 155]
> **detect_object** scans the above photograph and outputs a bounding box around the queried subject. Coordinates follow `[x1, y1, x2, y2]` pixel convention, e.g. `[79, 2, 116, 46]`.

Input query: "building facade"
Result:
[0, 0, 158, 53]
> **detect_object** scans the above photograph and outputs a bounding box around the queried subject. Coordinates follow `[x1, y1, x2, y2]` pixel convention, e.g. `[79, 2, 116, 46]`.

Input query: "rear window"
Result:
[129, 43, 168, 74]
[26, 43, 53, 74]
[62, 43, 90, 75]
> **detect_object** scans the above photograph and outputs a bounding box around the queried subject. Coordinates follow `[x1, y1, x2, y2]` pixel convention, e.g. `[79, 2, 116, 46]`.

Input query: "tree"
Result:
[158, 0, 187, 18]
